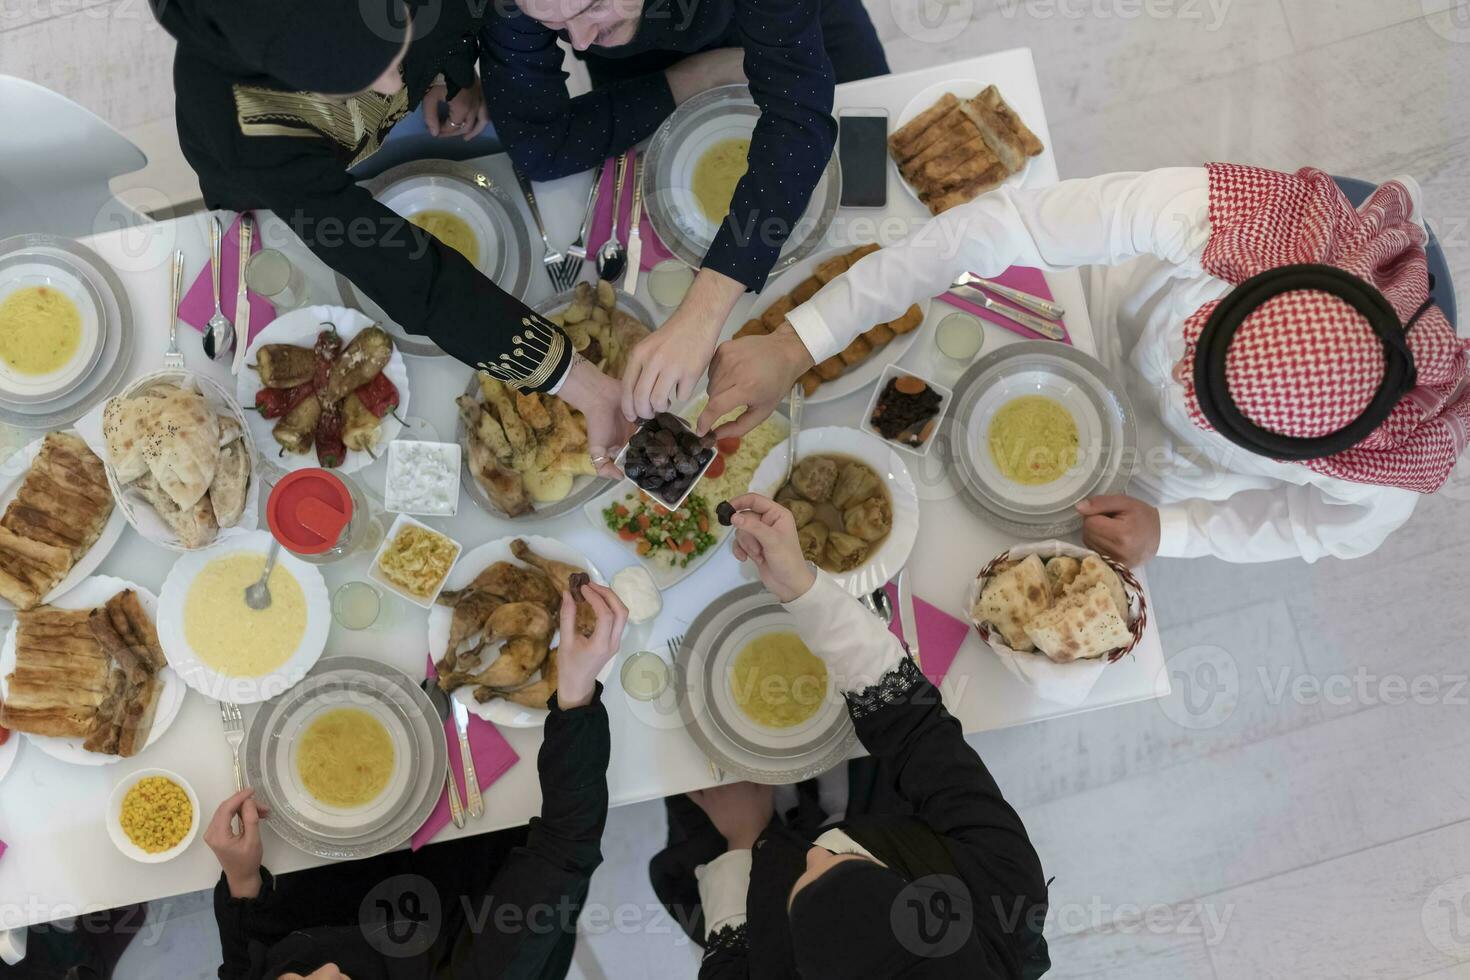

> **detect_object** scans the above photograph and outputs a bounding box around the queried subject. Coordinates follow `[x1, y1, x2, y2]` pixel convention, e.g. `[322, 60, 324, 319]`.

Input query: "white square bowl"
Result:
[368, 514, 463, 609]
[861, 362, 953, 458]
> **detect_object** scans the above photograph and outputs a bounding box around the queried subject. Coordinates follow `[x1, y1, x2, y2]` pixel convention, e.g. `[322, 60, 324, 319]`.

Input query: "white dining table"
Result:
[0, 47, 1168, 934]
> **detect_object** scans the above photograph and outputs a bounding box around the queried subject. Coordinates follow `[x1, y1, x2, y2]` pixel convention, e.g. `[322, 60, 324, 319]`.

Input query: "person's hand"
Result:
[424, 78, 490, 140]
[621, 269, 744, 422]
[1077, 495, 1161, 567]
[556, 357, 637, 479]
[280, 966, 351, 980]
[697, 322, 814, 437]
[556, 581, 630, 708]
[727, 493, 816, 603]
[204, 788, 270, 899]
[665, 48, 747, 105]
[689, 781, 774, 851]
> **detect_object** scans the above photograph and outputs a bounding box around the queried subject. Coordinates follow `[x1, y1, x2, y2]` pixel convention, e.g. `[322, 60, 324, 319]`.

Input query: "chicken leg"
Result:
[440, 636, 549, 692]
[510, 539, 596, 636]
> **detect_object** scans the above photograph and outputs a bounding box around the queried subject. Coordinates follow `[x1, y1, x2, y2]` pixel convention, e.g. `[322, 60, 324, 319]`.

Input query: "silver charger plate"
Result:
[336, 160, 534, 358]
[456, 287, 657, 522]
[0, 234, 134, 429]
[675, 584, 856, 786]
[245, 656, 447, 861]
[946, 341, 1137, 538]
[642, 85, 841, 278]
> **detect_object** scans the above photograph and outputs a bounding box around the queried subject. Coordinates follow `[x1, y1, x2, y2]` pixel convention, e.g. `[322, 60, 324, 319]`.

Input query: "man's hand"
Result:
[424, 79, 490, 140]
[666, 48, 747, 105]
[689, 781, 774, 851]
[555, 581, 630, 708]
[697, 322, 813, 437]
[727, 493, 816, 603]
[204, 788, 270, 899]
[556, 357, 637, 479]
[1077, 495, 1161, 567]
[621, 269, 744, 421]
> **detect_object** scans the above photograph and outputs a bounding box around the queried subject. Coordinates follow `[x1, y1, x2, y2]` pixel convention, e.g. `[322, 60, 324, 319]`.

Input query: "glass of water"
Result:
[245, 249, 311, 311]
[332, 581, 384, 631]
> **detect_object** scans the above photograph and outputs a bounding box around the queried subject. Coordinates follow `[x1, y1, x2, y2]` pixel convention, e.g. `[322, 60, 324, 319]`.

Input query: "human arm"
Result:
[685, 782, 773, 979]
[204, 789, 283, 980]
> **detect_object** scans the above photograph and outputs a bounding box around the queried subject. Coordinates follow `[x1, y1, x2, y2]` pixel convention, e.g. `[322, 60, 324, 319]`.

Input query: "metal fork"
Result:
[554, 160, 605, 289]
[219, 700, 246, 832]
[163, 248, 185, 370]
[667, 634, 725, 783]
[512, 167, 566, 283]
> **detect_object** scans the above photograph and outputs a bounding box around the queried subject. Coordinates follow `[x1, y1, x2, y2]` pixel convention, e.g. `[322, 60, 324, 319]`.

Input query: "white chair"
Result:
[0, 75, 150, 240]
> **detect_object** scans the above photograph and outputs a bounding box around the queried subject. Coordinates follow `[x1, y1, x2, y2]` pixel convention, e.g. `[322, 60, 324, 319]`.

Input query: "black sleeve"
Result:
[464, 686, 612, 977]
[697, 921, 751, 979]
[705, 0, 837, 292]
[479, 12, 676, 180]
[213, 869, 288, 980]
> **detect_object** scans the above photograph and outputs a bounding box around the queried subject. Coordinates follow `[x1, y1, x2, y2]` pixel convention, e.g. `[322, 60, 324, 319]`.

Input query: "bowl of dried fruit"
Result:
[862, 364, 952, 457]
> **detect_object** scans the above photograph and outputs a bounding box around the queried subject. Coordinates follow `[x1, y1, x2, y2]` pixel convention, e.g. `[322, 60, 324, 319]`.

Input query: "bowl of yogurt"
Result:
[384, 440, 461, 517]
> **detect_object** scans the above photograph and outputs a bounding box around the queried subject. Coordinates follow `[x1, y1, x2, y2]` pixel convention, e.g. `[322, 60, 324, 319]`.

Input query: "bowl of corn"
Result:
[107, 769, 200, 863]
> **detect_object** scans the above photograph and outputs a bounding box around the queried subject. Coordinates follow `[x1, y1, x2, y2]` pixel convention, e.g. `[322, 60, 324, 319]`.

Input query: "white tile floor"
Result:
[4, 1, 1467, 977]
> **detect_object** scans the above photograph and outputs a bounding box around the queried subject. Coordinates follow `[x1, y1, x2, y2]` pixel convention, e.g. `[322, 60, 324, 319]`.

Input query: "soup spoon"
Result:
[596, 152, 630, 284]
[244, 538, 282, 610]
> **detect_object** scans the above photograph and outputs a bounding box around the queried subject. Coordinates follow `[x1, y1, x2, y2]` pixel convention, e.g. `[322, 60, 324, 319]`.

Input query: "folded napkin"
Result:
[586, 152, 677, 273]
[937, 265, 1071, 345]
[883, 583, 969, 687]
[411, 657, 521, 850]
[179, 213, 276, 346]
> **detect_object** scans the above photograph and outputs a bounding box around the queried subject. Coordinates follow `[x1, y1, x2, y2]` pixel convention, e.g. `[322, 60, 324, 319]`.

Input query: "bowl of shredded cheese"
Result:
[107, 768, 200, 863]
[369, 515, 462, 608]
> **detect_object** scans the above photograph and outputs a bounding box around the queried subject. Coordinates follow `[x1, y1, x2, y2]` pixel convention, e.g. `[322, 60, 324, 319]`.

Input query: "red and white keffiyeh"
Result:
[1180, 163, 1470, 493]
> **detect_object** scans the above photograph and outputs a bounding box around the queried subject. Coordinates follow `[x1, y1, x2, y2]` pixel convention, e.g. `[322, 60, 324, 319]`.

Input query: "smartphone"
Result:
[838, 107, 889, 209]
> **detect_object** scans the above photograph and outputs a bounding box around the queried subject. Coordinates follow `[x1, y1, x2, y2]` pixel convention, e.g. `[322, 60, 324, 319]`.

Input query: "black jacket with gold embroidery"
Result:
[151, 0, 573, 391]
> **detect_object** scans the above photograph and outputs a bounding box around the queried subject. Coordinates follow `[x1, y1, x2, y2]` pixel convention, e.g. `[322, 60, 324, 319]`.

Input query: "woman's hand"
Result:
[689, 781, 774, 851]
[621, 269, 744, 421]
[726, 493, 816, 603]
[697, 323, 813, 437]
[556, 357, 637, 479]
[424, 79, 490, 141]
[556, 581, 630, 708]
[204, 788, 270, 899]
[1077, 494, 1161, 567]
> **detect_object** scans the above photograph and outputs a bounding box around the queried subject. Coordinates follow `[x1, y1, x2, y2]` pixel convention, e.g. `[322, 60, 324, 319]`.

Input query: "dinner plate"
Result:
[244, 656, 447, 861]
[237, 305, 410, 475]
[675, 583, 856, 785]
[0, 265, 104, 402]
[454, 288, 657, 521]
[0, 234, 134, 430]
[947, 341, 1137, 537]
[0, 730, 18, 786]
[750, 247, 932, 406]
[0, 432, 128, 613]
[892, 78, 1038, 210]
[0, 576, 186, 766]
[76, 369, 262, 552]
[336, 161, 534, 357]
[156, 531, 331, 704]
[749, 426, 921, 596]
[643, 84, 841, 278]
[427, 535, 611, 729]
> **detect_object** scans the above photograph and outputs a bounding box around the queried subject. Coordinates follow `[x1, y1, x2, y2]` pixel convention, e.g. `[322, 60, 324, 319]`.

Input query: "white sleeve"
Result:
[1156, 484, 1419, 563]
[786, 167, 1211, 363]
[696, 849, 753, 939]
[782, 572, 907, 692]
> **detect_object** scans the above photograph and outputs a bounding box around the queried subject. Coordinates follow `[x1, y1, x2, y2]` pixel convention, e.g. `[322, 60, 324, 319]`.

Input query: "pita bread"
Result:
[975, 554, 1051, 652]
[1044, 556, 1081, 598]
[1066, 555, 1129, 619]
[1024, 583, 1132, 663]
[104, 385, 220, 509]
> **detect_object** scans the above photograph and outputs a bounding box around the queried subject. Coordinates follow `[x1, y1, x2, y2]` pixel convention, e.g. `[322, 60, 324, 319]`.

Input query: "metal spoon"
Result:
[781, 383, 804, 489]
[596, 152, 630, 284]
[203, 216, 236, 362]
[244, 538, 282, 611]
[860, 587, 894, 624]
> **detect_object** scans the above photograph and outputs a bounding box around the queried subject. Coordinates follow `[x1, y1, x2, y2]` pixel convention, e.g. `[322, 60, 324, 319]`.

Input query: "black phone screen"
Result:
[839, 114, 888, 209]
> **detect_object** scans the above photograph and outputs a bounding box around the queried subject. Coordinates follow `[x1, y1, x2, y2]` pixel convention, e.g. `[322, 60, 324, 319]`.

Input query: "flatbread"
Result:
[975, 553, 1051, 652]
[103, 385, 221, 509]
[1066, 555, 1128, 619]
[1024, 583, 1132, 663]
[1044, 556, 1081, 598]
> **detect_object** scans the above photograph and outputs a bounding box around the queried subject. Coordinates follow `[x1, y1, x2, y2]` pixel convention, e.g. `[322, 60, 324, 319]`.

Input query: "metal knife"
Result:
[947, 283, 1067, 341]
[953, 271, 1066, 320]
[421, 680, 466, 829]
[625, 155, 645, 295]
[231, 214, 254, 376]
[897, 567, 921, 674]
[566, 160, 605, 262]
[451, 695, 484, 819]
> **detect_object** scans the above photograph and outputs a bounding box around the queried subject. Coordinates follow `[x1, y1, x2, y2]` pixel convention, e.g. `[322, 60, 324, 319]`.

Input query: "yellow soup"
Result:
[692, 138, 750, 225]
[184, 554, 306, 677]
[409, 210, 479, 266]
[988, 395, 1080, 486]
[296, 707, 395, 809]
[730, 631, 828, 729]
[0, 285, 82, 376]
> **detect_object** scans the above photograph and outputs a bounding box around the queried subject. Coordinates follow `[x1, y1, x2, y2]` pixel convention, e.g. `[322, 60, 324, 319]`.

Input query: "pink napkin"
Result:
[883, 583, 969, 687]
[937, 266, 1071, 345]
[0, 839, 6, 863]
[586, 152, 677, 273]
[178, 213, 276, 346]
[411, 657, 521, 850]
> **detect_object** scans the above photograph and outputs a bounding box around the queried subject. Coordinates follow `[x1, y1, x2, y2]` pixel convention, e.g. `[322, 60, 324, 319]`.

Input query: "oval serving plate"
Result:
[892, 78, 1039, 209]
